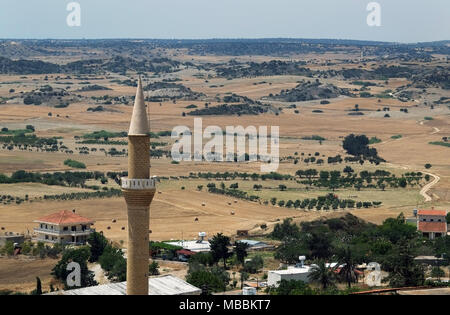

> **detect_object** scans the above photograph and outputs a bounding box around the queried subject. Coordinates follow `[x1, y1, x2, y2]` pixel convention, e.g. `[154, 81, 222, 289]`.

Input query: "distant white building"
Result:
[237, 239, 272, 250]
[165, 240, 211, 253]
[267, 266, 312, 287]
[33, 210, 94, 245]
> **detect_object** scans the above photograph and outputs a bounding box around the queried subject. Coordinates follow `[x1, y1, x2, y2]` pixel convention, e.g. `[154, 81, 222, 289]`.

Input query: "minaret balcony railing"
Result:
[121, 177, 156, 190]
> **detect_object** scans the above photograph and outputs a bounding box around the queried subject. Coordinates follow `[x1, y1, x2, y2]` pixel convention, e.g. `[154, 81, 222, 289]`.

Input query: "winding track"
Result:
[379, 121, 442, 203]
[420, 172, 440, 202]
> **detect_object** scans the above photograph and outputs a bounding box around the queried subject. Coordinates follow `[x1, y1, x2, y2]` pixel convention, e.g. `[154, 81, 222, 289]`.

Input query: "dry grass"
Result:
[0, 57, 448, 246]
[0, 256, 59, 293]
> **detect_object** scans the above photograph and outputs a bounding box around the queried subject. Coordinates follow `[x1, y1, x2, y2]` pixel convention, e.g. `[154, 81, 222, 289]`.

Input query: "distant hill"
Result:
[268, 80, 352, 102]
[0, 55, 182, 75]
[0, 38, 448, 59]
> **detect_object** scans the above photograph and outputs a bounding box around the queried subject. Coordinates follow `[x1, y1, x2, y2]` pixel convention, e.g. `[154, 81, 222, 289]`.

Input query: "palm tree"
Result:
[308, 260, 337, 290]
[336, 246, 358, 288]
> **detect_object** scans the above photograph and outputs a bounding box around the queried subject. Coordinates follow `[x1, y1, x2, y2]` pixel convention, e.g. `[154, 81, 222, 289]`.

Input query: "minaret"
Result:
[121, 77, 155, 295]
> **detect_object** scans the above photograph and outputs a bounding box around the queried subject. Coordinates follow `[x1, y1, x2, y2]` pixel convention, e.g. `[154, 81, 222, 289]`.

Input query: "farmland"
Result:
[0, 39, 449, 291]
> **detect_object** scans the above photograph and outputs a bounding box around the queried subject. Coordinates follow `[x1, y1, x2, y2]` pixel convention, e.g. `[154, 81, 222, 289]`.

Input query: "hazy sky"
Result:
[1, 0, 449, 42]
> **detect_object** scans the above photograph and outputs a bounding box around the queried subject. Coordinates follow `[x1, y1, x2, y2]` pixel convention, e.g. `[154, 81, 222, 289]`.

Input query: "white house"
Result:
[267, 266, 312, 287]
[165, 240, 211, 253]
[33, 210, 94, 245]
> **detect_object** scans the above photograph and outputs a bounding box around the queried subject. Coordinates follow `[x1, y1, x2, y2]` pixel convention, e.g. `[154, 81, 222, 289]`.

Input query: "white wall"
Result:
[268, 270, 311, 287]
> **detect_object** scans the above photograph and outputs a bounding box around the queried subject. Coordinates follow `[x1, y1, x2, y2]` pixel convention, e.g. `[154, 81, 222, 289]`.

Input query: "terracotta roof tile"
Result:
[418, 210, 447, 216]
[418, 221, 447, 233]
[35, 210, 93, 225]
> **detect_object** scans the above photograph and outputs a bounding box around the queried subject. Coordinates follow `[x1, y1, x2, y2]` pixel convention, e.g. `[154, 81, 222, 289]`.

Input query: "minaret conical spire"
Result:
[128, 76, 149, 136]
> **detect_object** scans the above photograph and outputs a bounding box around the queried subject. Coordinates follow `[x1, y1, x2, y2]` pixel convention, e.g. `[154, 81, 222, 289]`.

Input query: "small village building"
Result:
[267, 266, 312, 287]
[237, 239, 273, 251]
[416, 209, 448, 240]
[45, 275, 201, 295]
[33, 210, 94, 245]
[0, 232, 24, 246]
[414, 255, 446, 266]
[176, 249, 197, 262]
[165, 240, 211, 253]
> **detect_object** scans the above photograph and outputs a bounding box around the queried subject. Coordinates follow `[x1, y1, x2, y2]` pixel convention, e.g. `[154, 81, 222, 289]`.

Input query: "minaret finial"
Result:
[128, 76, 149, 136]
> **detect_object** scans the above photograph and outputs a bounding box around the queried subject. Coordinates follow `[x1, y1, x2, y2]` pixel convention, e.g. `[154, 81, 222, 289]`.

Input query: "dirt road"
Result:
[420, 172, 440, 202]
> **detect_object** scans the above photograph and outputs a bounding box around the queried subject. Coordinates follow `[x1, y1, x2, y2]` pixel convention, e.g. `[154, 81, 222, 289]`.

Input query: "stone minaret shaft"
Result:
[122, 77, 155, 295]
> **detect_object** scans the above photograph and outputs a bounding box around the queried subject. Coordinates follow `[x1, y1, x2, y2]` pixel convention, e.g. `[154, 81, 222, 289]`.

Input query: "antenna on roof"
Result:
[297, 256, 306, 268]
[198, 232, 206, 243]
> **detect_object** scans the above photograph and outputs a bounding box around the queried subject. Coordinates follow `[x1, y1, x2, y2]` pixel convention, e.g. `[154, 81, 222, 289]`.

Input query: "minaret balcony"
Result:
[121, 178, 156, 190]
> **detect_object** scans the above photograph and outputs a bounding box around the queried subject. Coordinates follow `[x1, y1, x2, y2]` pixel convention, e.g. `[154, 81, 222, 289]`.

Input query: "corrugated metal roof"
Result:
[166, 240, 211, 252]
[269, 267, 311, 275]
[46, 275, 201, 295]
[238, 240, 266, 246]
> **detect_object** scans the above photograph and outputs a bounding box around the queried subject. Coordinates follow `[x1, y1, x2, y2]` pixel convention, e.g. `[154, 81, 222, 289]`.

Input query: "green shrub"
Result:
[64, 159, 86, 169]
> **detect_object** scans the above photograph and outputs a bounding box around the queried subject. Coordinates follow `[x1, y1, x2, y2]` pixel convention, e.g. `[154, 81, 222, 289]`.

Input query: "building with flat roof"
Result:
[267, 266, 312, 287]
[33, 210, 94, 245]
[45, 275, 201, 295]
[237, 239, 273, 250]
[165, 240, 211, 253]
[0, 232, 24, 246]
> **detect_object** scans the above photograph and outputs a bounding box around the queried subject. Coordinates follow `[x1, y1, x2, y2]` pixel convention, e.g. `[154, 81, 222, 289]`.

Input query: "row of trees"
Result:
[206, 183, 260, 202]
[296, 168, 423, 190]
[269, 193, 381, 211]
[0, 170, 107, 187]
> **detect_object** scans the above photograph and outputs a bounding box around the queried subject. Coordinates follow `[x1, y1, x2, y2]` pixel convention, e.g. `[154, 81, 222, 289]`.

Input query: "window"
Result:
[71, 226, 76, 232]
[63, 226, 68, 231]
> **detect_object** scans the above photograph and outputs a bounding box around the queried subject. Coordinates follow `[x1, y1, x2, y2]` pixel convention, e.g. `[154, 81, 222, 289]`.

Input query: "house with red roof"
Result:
[33, 210, 94, 245]
[416, 209, 448, 240]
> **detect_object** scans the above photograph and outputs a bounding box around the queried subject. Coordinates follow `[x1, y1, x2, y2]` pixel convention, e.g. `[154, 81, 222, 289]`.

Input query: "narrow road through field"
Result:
[382, 121, 442, 203]
[420, 172, 440, 202]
